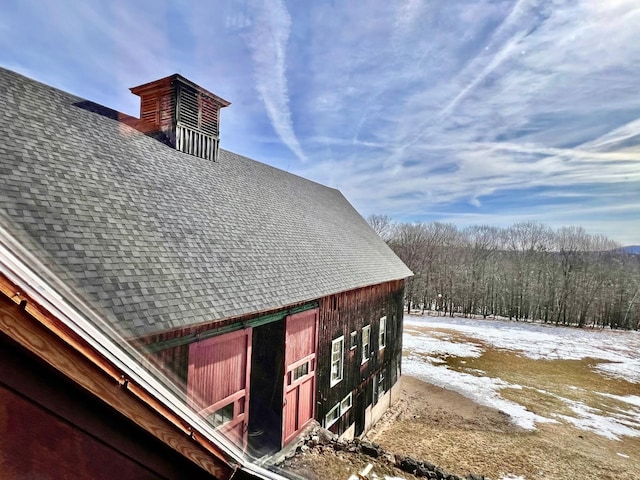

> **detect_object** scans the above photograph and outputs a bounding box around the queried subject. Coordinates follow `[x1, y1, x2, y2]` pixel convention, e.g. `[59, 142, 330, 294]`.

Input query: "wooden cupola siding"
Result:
[130, 74, 230, 162]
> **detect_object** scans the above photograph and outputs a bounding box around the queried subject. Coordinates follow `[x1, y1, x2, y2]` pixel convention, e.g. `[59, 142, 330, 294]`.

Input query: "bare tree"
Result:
[379, 216, 638, 329]
[366, 214, 395, 242]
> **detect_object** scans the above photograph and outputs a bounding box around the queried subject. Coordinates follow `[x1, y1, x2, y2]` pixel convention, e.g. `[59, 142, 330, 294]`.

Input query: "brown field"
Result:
[286, 324, 639, 480]
[370, 375, 639, 480]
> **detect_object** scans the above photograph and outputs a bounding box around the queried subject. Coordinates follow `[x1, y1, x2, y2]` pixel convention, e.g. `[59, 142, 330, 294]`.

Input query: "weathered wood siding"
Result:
[316, 280, 405, 435]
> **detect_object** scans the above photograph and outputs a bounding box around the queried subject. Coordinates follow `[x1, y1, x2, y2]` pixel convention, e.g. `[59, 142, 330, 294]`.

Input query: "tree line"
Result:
[368, 216, 640, 330]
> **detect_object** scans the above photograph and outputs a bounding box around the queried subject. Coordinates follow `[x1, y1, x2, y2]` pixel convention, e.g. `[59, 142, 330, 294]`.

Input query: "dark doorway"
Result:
[247, 320, 285, 458]
[355, 389, 365, 437]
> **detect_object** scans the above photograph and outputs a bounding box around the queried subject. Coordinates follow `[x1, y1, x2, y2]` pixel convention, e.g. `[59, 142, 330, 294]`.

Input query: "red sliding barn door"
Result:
[282, 309, 318, 445]
[187, 329, 252, 450]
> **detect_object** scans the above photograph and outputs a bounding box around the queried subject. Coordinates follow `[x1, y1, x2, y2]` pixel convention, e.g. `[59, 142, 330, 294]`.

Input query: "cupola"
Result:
[130, 74, 231, 161]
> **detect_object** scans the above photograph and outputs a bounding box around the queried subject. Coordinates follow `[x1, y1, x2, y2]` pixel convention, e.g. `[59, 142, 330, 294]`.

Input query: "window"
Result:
[341, 392, 353, 414]
[373, 372, 385, 405]
[378, 371, 385, 396]
[207, 403, 234, 427]
[325, 403, 340, 427]
[293, 361, 309, 381]
[325, 393, 353, 428]
[361, 325, 371, 364]
[330, 336, 344, 386]
[350, 330, 357, 350]
[379, 316, 386, 350]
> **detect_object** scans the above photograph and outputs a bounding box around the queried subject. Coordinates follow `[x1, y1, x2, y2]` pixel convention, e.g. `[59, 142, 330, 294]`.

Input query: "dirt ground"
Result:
[285, 375, 640, 480]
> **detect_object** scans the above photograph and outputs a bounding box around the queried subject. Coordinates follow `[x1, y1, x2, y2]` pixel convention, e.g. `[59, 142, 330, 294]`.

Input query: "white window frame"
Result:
[325, 403, 340, 428]
[379, 316, 386, 350]
[341, 392, 353, 414]
[361, 325, 371, 364]
[373, 371, 385, 405]
[330, 336, 344, 387]
[350, 330, 357, 350]
[325, 393, 354, 428]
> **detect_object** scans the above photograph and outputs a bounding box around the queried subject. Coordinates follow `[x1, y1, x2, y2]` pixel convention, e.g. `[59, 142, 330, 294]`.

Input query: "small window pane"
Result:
[325, 404, 340, 427]
[341, 393, 353, 413]
[379, 316, 386, 349]
[331, 336, 344, 386]
[350, 331, 357, 349]
[361, 325, 371, 364]
[293, 361, 309, 380]
[207, 403, 234, 428]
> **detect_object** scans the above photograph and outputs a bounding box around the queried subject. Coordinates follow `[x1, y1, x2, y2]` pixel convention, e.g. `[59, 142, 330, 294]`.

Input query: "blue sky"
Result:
[1, 0, 639, 244]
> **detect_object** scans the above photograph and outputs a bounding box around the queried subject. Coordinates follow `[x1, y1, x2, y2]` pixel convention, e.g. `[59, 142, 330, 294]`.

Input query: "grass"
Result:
[389, 326, 640, 480]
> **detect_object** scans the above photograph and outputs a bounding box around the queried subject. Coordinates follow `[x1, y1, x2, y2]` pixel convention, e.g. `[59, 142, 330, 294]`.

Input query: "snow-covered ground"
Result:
[403, 315, 640, 440]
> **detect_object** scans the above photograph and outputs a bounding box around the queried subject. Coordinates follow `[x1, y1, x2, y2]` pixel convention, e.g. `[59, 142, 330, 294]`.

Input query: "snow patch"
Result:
[403, 315, 640, 439]
[404, 327, 483, 359]
[405, 316, 640, 384]
[403, 353, 555, 430]
[527, 389, 640, 440]
[596, 392, 640, 408]
[595, 358, 640, 384]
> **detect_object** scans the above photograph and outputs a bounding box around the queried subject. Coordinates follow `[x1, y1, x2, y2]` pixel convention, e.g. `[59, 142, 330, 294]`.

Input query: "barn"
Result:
[0, 67, 411, 475]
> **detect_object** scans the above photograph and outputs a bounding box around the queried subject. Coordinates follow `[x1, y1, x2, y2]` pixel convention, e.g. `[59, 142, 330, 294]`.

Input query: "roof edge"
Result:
[0, 226, 289, 480]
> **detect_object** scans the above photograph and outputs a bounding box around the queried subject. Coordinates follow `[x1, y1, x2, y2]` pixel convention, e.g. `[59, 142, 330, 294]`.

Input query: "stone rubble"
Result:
[282, 425, 492, 480]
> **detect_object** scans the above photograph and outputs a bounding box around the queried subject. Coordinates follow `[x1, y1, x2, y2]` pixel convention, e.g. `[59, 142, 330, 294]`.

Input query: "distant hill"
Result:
[619, 245, 640, 255]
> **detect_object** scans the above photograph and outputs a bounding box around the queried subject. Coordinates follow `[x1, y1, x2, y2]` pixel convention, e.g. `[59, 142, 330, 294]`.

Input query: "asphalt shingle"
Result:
[0, 67, 412, 338]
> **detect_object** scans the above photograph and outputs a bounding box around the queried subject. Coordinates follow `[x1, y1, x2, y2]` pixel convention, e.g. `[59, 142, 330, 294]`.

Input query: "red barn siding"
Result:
[187, 329, 252, 449]
[188, 331, 249, 407]
[282, 309, 318, 445]
[149, 342, 189, 388]
[284, 310, 317, 366]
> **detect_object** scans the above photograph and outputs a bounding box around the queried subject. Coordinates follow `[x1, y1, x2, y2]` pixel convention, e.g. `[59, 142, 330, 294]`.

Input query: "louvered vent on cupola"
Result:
[130, 74, 231, 161]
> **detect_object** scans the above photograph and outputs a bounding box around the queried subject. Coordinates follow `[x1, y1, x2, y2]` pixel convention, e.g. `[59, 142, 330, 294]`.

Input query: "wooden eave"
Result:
[0, 272, 237, 480]
[130, 74, 231, 107]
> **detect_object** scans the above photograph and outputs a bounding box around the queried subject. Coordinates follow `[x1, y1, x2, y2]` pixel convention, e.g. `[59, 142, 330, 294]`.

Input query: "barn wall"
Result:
[0, 332, 216, 480]
[150, 343, 190, 390]
[137, 280, 405, 442]
[317, 280, 405, 435]
[139, 302, 315, 389]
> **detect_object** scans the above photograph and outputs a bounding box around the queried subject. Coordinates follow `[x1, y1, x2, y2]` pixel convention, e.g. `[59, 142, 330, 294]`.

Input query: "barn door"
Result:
[282, 309, 318, 446]
[187, 329, 252, 450]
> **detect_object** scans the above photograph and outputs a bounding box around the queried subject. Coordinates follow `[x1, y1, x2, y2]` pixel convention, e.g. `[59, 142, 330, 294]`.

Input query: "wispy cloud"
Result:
[3, 0, 639, 243]
[242, 0, 308, 163]
[437, 0, 537, 120]
[291, 0, 640, 243]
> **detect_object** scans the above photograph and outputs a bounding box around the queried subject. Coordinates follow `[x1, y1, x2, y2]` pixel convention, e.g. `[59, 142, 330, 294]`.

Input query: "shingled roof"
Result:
[0, 67, 412, 338]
